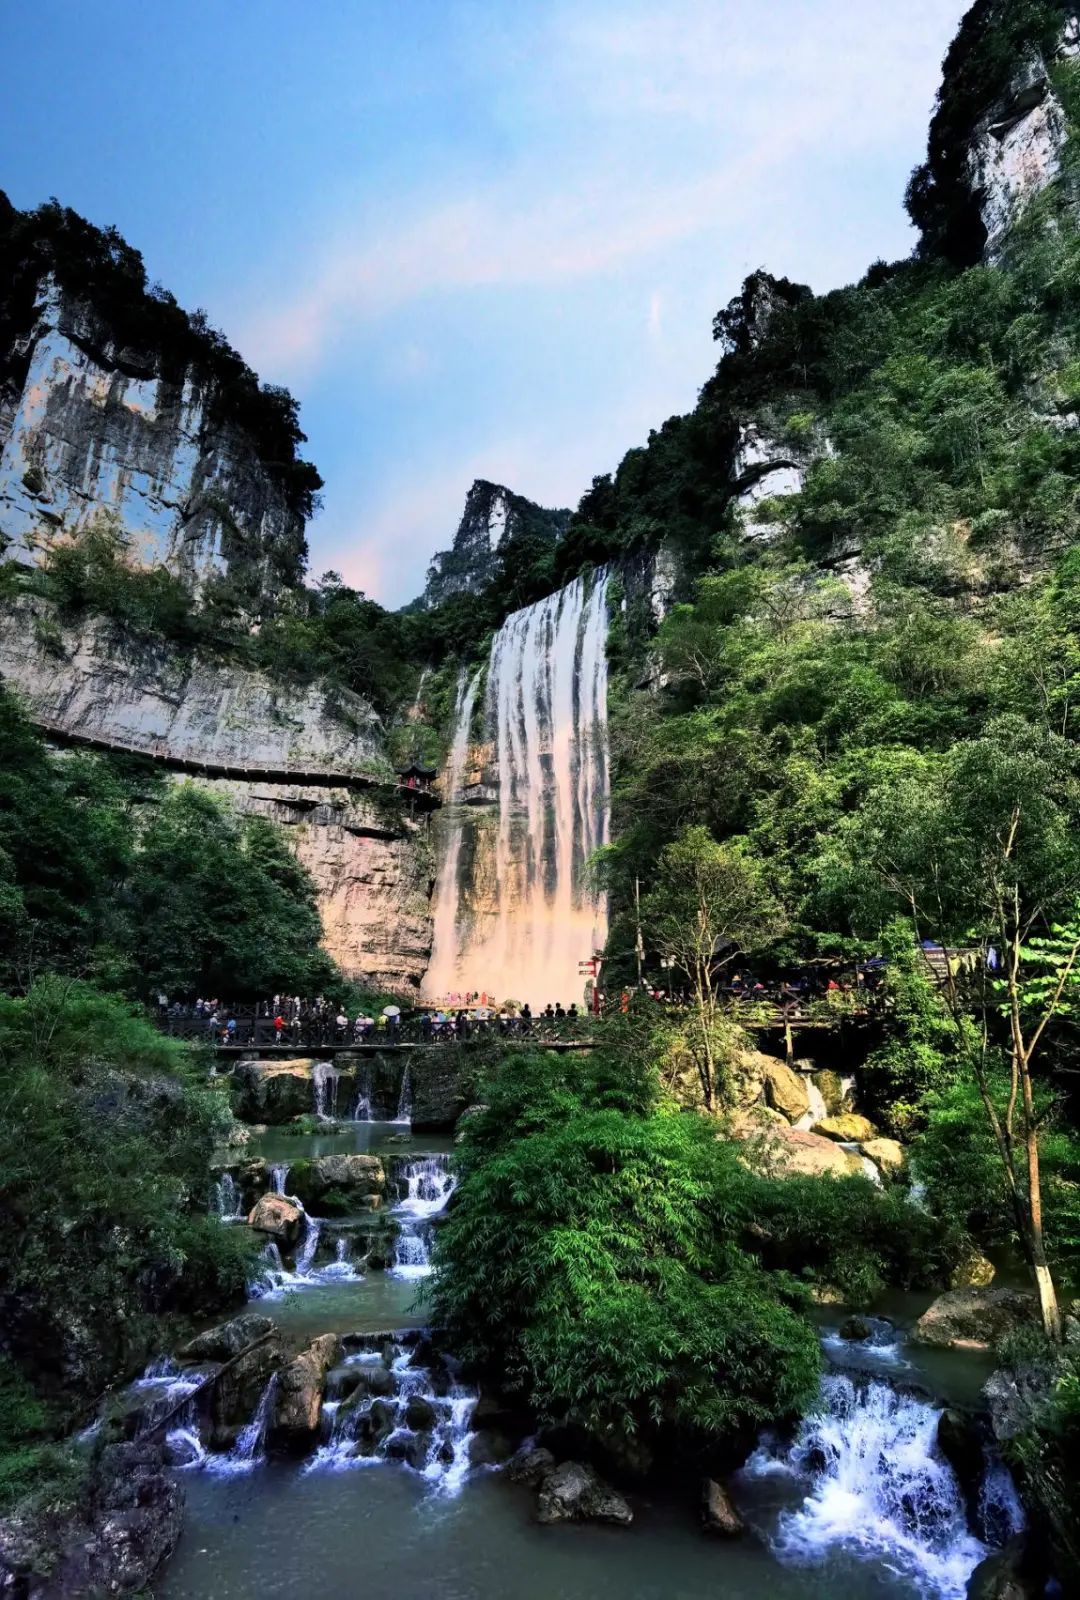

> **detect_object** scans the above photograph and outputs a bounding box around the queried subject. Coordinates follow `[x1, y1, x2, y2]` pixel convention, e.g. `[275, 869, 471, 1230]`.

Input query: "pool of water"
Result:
[159, 1458, 928, 1600]
[233, 1121, 456, 1167]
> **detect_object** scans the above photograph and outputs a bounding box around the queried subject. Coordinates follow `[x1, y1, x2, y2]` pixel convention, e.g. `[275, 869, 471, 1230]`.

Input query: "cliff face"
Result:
[0, 600, 434, 991]
[419, 479, 571, 608]
[0, 278, 307, 598]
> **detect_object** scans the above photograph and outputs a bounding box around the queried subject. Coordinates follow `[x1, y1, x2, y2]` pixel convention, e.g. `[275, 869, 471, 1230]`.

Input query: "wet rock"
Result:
[912, 1288, 1038, 1350]
[303, 1153, 385, 1201]
[762, 1061, 810, 1123]
[247, 1191, 304, 1244]
[506, 1444, 556, 1486]
[811, 1069, 845, 1115]
[950, 1246, 997, 1289]
[813, 1113, 877, 1143]
[936, 1408, 986, 1514]
[353, 1397, 397, 1452]
[270, 1334, 342, 1454]
[966, 1536, 1040, 1600]
[839, 1315, 872, 1342]
[468, 1429, 516, 1467]
[181, 1312, 275, 1362]
[535, 1461, 633, 1526]
[861, 1137, 905, 1176]
[405, 1394, 438, 1431]
[342, 1362, 396, 1400]
[701, 1477, 745, 1537]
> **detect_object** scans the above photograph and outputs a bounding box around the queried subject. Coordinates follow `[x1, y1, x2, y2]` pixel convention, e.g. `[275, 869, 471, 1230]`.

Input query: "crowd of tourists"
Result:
[156, 993, 590, 1046]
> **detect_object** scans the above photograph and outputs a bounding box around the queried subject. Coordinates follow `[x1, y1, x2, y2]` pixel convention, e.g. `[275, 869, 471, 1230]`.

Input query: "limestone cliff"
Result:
[0, 195, 317, 602]
[0, 599, 434, 991]
[419, 479, 571, 608]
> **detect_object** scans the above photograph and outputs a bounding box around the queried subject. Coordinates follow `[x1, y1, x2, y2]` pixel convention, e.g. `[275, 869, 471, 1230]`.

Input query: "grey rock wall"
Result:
[0, 278, 306, 596]
[419, 478, 571, 608]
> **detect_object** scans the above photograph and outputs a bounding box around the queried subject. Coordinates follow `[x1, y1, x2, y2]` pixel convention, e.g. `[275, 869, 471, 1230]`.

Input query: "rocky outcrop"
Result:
[733, 1119, 865, 1180]
[950, 1246, 997, 1289]
[534, 1461, 634, 1527]
[730, 423, 807, 544]
[912, 1287, 1039, 1350]
[232, 1059, 316, 1123]
[860, 1137, 906, 1176]
[295, 1153, 386, 1203]
[209, 1330, 286, 1446]
[0, 273, 308, 598]
[181, 1312, 276, 1362]
[419, 479, 571, 608]
[0, 596, 384, 777]
[0, 1439, 184, 1599]
[968, 44, 1071, 259]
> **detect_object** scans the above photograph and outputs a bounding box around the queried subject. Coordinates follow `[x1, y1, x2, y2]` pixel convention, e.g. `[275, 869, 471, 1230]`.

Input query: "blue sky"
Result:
[4, 0, 969, 606]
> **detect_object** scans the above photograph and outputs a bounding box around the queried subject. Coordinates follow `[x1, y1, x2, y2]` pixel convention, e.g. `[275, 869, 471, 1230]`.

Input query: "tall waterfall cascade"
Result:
[424, 569, 610, 1007]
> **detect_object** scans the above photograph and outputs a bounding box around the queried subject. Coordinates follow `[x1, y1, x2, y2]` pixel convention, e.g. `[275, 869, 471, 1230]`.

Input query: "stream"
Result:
[144, 1114, 1024, 1600]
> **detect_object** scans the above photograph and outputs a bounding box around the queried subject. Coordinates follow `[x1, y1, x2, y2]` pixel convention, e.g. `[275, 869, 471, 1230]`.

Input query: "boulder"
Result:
[270, 1334, 342, 1453]
[729, 1049, 773, 1110]
[839, 1315, 872, 1342]
[293, 1153, 385, 1205]
[535, 1461, 633, 1526]
[506, 1444, 556, 1487]
[233, 1059, 316, 1123]
[181, 1312, 275, 1363]
[405, 1395, 438, 1431]
[912, 1288, 1038, 1351]
[701, 1478, 745, 1537]
[468, 1430, 516, 1467]
[40, 1440, 185, 1598]
[247, 1191, 304, 1245]
[813, 1113, 877, 1143]
[950, 1246, 997, 1289]
[861, 1137, 906, 1176]
[340, 1362, 396, 1400]
[762, 1061, 810, 1123]
[811, 1069, 845, 1115]
[738, 1122, 864, 1180]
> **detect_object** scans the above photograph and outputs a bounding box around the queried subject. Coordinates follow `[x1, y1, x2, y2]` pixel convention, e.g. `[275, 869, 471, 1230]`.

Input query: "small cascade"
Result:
[310, 1337, 477, 1496]
[269, 1163, 289, 1196]
[352, 1060, 373, 1122]
[741, 1374, 991, 1599]
[211, 1172, 243, 1221]
[394, 1062, 413, 1125]
[209, 1376, 278, 1475]
[313, 1062, 341, 1121]
[295, 1214, 323, 1277]
[794, 1079, 828, 1132]
[389, 1154, 454, 1281]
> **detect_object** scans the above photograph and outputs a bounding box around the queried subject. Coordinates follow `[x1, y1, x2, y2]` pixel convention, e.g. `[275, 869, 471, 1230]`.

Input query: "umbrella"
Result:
[473, 1006, 491, 1019]
[382, 1005, 401, 1018]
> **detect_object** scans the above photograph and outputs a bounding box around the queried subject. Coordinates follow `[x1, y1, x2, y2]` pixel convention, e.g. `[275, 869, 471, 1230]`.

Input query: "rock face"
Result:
[534, 1461, 634, 1527]
[181, 1312, 275, 1362]
[968, 46, 1069, 258]
[730, 423, 807, 544]
[0, 276, 307, 598]
[419, 479, 571, 608]
[911, 1287, 1038, 1350]
[734, 1119, 865, 1180]
[233, 1059, 316, 1124]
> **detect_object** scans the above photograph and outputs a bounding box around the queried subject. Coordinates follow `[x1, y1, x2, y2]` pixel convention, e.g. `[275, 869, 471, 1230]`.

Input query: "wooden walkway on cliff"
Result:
[32, 715, 440, 807]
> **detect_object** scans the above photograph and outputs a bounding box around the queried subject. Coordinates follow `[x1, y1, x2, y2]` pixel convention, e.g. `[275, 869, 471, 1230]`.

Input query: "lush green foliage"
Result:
[0, 684, 344, 1000]
[432, 1043, 946, 1445]
[0, 982, 254, 1404]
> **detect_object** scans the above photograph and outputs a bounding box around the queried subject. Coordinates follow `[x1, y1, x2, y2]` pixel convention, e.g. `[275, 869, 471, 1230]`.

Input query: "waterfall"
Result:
[353, 1060, 373, 1122]
[425, 666, 483, 1000]
[394, 1062, 412, 1124]
[211, 1376, 278, 1474]
[295, 1214, 323, 1277]
[313, 1062, 340, 1121]
[269, 1163, 289, 1196]
[389, 1154, 454, 1281]
[741, 1375, 991, 1599]
[794, 1079, 828, 1132]
[212, 1172, 243, 1221]
[423, 570, 610, 1009]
